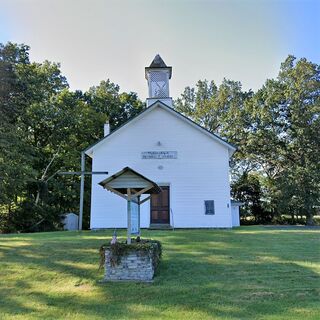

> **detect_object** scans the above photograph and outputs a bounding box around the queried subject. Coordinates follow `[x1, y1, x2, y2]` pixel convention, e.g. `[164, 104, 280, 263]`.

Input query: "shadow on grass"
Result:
[0, 229, 319, 319]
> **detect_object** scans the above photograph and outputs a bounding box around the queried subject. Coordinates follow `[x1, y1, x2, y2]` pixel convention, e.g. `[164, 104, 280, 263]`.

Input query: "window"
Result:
[149, 72, 169, 98]
[205, 200, 215, 215]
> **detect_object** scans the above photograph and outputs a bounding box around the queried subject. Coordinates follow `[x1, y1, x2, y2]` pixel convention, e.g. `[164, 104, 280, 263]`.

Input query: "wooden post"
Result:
[127, 188, 131, 244]
[79, 152, 85, 230]
[138, 195, 141, 236]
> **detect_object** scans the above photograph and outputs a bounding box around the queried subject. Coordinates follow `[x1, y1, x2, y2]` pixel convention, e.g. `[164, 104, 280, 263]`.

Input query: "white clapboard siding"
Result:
[106, 172, 153, 189]
[89, 103, 233, 229]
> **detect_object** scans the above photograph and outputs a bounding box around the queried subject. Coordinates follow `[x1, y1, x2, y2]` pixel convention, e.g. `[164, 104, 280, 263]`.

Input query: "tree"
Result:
[231, 172, 269, 223]
[0, 42, 145, 233]
[0, 43, 36, 232]
[246, 56, 320, 225]
[85, 80, 144, 130]
[176, 56, 320, 225]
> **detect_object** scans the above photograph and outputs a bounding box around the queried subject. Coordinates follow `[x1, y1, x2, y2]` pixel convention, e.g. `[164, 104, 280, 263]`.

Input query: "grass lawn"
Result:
[0, 227, 319, 320]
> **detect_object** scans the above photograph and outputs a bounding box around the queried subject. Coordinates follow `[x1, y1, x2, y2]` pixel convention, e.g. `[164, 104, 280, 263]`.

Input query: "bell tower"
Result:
[145, 54, 172, 107]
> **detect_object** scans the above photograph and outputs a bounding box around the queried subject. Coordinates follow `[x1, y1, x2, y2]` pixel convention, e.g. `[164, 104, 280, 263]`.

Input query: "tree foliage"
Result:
[175, 56, 320, 225]
[0, 42, 144, 232]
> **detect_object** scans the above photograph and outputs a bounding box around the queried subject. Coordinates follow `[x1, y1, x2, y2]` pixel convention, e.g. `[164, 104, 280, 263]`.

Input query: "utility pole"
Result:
[79, 152, 85, 231]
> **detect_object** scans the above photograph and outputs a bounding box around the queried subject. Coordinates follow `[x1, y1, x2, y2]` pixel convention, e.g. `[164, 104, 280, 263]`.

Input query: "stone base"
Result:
[99, 278, 154, 283]
[104, 250, 155, 282]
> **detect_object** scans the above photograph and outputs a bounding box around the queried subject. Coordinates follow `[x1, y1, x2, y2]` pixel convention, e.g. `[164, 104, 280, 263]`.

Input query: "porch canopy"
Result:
[99, 167, 162, 243]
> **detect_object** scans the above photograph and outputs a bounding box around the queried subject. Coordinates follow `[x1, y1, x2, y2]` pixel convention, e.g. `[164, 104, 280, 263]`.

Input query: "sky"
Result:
[1, 0, 319, 100]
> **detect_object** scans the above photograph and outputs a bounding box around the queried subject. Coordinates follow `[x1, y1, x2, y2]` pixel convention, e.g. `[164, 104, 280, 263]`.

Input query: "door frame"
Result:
[150, 184, 170, 224]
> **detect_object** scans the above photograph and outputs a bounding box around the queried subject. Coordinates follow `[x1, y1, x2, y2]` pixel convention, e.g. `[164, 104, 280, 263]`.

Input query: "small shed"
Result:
[231, 200, 244, 227]
[62, 213, 79, 231]
[99, 167, 162, 243]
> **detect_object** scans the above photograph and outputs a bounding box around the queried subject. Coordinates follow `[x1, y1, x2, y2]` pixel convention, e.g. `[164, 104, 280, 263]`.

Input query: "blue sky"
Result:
[1, 0, 319, 99]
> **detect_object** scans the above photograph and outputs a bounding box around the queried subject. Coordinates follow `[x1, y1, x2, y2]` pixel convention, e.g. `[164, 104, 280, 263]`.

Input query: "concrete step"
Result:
[149, 224, 173, 230]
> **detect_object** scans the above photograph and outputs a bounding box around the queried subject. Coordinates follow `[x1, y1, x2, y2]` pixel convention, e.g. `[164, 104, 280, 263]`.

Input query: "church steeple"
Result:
[145, 54, 172, 107]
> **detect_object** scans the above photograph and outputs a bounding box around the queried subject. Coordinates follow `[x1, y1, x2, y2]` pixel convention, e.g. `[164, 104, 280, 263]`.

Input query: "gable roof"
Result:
[98, 166, 162, 195]
[84, 100, 237, 157]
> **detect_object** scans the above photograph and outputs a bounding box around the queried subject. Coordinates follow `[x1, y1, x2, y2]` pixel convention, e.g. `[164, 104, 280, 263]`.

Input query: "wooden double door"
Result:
[150, 186, 170, 224]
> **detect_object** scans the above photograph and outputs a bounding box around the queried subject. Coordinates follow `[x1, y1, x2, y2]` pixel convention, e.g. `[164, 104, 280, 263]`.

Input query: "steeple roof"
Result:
[145, 54, 172, 79]
[149, 54, 168, 68]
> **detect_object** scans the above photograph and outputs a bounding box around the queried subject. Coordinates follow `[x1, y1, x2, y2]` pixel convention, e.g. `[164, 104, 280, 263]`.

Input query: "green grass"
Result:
[0, 227, 319, 320]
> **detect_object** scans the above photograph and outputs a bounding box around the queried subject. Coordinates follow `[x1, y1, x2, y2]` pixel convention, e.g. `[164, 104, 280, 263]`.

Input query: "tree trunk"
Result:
[305, 195, 314, 226]
[35, 147, 60, 205]
[306, 212, 314, 226]
[291, 212, 295, 225]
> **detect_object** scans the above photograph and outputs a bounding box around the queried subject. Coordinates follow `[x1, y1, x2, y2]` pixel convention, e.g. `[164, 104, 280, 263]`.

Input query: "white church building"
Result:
[84, 55, 240, 229]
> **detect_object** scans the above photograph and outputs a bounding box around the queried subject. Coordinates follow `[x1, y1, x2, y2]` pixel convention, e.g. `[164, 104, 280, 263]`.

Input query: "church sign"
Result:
[130, 199, 140, 235]
[141, 151, 178, 159]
